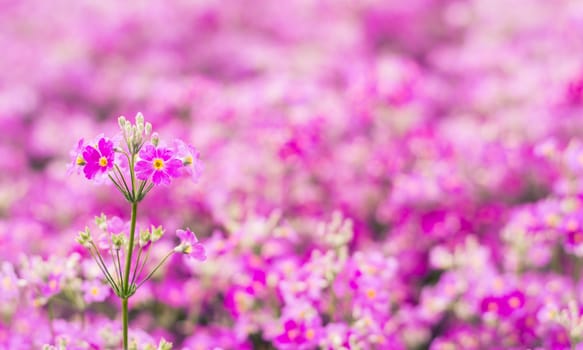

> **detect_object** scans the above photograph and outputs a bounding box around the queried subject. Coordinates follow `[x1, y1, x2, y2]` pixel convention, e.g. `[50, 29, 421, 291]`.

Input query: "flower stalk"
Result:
[71, 113, 206, 350]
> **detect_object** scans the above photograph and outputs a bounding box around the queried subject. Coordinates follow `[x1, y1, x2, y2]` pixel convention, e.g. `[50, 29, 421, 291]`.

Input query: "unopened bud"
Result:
[151, 225, 164, 242]
[151, 132, 160, 147]
[118, 116, 128, 130]
[95, 213, 107, 230]
[76, 227, 93, 247]
[136, 112, 144, 130]
[111, 233, 126, 250]
[139, 228, 151, 247]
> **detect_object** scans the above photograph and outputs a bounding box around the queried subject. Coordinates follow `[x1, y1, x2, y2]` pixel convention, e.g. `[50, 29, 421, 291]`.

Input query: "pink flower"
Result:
[40, 273, 62, 298]
[81, 137, 115, 180]
[67, 138, 86, 175]
[135, 144, 182, 185]
[175, 229, 206, 261]
[82, 280, 110, 304]
[175, 139, 203, 182]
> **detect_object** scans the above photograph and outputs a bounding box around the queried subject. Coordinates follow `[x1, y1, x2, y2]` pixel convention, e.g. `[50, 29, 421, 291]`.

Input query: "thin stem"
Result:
[140, 183, 155, 199]
[115, 164, 132, 195]
[122, 298, 129, 350]
[134, 248, 151, 288]
[130, 245, 143, 287]
[115, 249, 124, 286]
[136, 251, 174, 289]
[89, 242, 119, 293]
[137, 180, 147, 200]
[108, 174, 128, 198]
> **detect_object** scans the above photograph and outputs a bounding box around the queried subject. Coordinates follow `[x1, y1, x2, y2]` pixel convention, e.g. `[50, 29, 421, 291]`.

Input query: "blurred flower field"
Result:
[3, 0, 583, 349]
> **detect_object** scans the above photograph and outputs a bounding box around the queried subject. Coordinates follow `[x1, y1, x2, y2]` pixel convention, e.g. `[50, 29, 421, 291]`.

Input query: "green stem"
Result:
[123, 201, 138, 293]
[122, 298, 129, 350]
[120, 152, 138, 350]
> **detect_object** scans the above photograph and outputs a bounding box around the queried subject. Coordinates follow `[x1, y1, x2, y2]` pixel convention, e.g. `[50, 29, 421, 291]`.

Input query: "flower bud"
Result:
[139, 228, 151, 247]
[136, 112, 144, 130]
[95, 213, 107, 230]
[151, 132, 160, 147]
[76, 227, 93, 247]
[145, 122, 152, 136]
[111, 233, 126, 250]
[118, 116, 128, 130]
[151, 225, 164, 242]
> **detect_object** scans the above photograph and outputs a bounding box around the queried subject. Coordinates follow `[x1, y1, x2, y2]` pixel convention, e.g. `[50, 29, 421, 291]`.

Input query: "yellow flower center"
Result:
[153, 158, 165, 170]
[366, 288, 377, 299]
[76, 155, 86, 166]
[99, 156, 108, 167]
[184, 155, 193, 166]
[305, 329, 315, 340]
[91, 287, 99, 296]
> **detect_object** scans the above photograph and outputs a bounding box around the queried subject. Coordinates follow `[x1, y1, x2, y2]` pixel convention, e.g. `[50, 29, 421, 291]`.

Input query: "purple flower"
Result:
[174, 229, 206, 261]
[135, 144, 182, 185]
[81, 137, 115, 180]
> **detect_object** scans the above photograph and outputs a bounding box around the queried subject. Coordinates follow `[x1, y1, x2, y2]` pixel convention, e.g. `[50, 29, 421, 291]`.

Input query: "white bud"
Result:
[135, 112, 144, 130]
[118, 116, 127, 129]
[151, 132, 160, 147]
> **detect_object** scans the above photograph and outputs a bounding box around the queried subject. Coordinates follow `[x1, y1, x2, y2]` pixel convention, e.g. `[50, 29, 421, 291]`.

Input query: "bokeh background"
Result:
[3, 0, 583, 349]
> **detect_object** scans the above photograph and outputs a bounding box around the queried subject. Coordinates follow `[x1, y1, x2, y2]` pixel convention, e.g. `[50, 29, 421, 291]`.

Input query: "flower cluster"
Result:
[72, 114, 201, 192]
[4, 0, 583, 349]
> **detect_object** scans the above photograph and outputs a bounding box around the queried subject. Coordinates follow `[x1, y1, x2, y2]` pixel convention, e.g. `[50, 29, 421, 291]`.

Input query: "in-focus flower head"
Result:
[174, 228, 206, 261]
[136, 144, 182, 185]
[81, 137, 115, 180]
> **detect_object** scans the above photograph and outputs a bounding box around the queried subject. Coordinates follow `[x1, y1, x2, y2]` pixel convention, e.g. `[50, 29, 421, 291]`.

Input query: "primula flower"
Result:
[174, 229, 206, 261]
[82, 280, 110, 304]
[135, 144, 182, 185]
[40, 273, 62, 298]
[175, 139, 203, 182]
[81, 137, 115, 180]
[0, 263, 19, 301]
[67, 138, 86, 175]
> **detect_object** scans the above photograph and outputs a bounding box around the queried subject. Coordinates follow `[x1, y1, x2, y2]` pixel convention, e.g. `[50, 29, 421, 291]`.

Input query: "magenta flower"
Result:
[174, 229, 206, 261]
[135, 144, 182, 185]
[81, 137, 115, 180]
